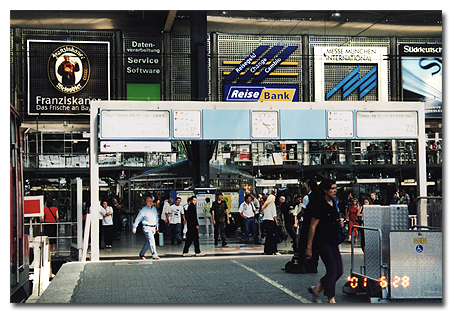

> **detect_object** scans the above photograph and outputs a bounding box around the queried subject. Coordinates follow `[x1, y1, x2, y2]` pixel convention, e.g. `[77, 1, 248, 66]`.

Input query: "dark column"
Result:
[163, 32, 172, 101]
[389, 37, 399, 101]
[188, 11, 211, 188]
[115, 30, 123, 99]
[190, 10, 208, 102]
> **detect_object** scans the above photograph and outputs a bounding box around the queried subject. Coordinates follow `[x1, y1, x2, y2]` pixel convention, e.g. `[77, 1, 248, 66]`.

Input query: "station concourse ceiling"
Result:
[10, 10, 442, 37]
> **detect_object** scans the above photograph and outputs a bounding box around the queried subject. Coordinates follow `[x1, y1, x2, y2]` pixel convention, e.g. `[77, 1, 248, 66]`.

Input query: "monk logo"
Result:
[48, 45, 90, 94]
[326, 65, 377, 100]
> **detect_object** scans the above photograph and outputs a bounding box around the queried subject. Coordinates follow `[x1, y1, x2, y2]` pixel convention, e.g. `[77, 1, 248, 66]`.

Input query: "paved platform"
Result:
[28, 230, 367, 304]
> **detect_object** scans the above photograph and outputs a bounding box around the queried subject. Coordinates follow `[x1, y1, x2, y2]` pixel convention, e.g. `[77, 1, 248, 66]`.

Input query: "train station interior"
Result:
[10, 9, 442, 302]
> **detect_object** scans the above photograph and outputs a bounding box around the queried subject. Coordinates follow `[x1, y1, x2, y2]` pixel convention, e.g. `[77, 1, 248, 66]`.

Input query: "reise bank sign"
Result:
[223, 45, 299, 102]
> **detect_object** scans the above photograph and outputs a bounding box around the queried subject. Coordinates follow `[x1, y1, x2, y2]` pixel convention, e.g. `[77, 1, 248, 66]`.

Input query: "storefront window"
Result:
[42, 134, 64, 154]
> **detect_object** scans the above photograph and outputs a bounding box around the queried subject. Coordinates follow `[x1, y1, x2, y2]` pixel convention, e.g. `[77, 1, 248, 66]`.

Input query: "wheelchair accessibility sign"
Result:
[416, 245, 424, 253]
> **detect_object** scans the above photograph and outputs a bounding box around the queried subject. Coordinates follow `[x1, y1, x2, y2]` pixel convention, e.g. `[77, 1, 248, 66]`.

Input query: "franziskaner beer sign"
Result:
[47, 45, 90, 94]
[27, 40, 110, 115]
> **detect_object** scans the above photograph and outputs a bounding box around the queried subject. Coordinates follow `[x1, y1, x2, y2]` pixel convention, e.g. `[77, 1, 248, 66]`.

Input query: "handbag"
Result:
[337, 226, 347, 245]
[333, 198, 347, 245]
[355, 216, 363, 225]
[274, 231, 283, 244]
[274, 225, 286, 243]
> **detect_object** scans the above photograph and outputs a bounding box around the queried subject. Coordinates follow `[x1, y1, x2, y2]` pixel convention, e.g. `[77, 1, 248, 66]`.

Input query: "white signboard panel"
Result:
[100, 110, 170, 139]
[173, 110, 202, 138]
[100, 141, 171, 152]
[327, 110, 354, 138]
[314, 46, 389, 102]
[356, 111, 418, 138]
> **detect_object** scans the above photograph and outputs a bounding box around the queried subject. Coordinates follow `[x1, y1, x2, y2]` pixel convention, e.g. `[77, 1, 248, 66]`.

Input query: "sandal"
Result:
[308, 286, 322, 303]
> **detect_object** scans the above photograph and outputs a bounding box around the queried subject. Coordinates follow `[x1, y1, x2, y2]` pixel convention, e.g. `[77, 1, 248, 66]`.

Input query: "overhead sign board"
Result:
[97, 102, 422, 142]
[256, 178, 299, 187]
[100, 141, 171, 152]
[327, 110, 354, 138]
[100, 109, 170, 139]
[173, 110, 202, 138]
[356, 111, 418, 138]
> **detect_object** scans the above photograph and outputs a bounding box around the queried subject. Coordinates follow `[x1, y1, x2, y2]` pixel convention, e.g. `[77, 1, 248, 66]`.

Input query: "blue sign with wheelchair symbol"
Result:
[416, 245, 424, 253]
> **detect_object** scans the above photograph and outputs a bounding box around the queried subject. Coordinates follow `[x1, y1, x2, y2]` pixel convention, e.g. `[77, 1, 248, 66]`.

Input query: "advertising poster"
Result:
[123, 34, 163, 101]
[194, 188, 216, 225]
[314, 46, 389, 102]
[223, 192, 240, 213]
[27, 40, 110, 115]
[402, 58, 442, 118]
[224, 84, 299, 102]
[400, 43, 442, 118]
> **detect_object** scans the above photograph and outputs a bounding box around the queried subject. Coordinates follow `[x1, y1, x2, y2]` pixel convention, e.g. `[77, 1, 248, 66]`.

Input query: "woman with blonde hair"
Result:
[262, 194, 280, 255]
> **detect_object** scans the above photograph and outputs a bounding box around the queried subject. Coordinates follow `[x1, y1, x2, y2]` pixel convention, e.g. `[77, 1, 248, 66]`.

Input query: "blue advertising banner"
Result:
[402, 57, 442, 118]
[224, 84, 299, 102]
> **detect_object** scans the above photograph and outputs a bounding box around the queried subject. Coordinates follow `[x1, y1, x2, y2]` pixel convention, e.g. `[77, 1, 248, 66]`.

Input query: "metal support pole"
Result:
[210, 32, 219, 101]
[115, 30, 123, 99]
[302, 34, 310, 102]
[389, 37, 398, 101]
[163, 32, 171, 101]
[417, 104, 428, 225]
[76, 177, 83, 261]
[90, 102, 100, 261]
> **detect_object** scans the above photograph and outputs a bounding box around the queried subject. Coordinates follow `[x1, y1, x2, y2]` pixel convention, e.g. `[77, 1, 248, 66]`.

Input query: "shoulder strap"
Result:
[47, 206, 57, 221]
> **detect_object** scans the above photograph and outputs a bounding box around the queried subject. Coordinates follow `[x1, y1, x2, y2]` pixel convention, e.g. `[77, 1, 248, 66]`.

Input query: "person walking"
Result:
[42, 197, 59, 252]
[111, 197, 122, 240]
[297, 180, 319, 273]
[211, 192, 229, 246]
[169, 197, 184, 245]
[183, 196, 205, 256]
[346, 198, 361, 244]
[100, 200, 114, 249]
[262, 194, 280, 255]
[203, 197, 214, 237]
[280, 195, 297, 247]
[132, 196, 160, 260]
[306, 178, 344, 303]
[238, 194, 259, 244]
[160, 198, 174, 238]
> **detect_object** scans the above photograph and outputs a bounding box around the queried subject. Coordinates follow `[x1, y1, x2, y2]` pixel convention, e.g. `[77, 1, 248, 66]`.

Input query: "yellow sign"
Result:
[258, 89, 296, 101]
[414, 238, 427, 244]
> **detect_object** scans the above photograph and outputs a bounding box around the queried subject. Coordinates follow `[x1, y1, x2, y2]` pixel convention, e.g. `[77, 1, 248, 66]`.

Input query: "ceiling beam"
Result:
[164, 10, 177, 32]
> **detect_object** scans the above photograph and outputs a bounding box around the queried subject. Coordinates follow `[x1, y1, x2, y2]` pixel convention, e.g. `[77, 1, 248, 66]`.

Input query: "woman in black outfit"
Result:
[305, 178, 344, 303]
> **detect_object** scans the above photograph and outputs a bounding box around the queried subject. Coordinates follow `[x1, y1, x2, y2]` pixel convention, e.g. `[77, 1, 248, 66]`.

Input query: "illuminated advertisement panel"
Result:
[224, 84, 298, 102]
[400, 44, 442, 118]
[27, 40, 110, 115]
[314, 46, 389, 102]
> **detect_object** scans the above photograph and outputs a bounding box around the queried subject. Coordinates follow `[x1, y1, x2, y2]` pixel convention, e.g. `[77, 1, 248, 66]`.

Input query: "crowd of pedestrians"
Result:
[90, 183, 414, 303]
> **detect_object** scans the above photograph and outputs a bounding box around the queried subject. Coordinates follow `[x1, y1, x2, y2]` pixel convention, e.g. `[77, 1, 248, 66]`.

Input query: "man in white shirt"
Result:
[238, 194, 259, 244]
[132, 197, 160, 260]
[161, 198, 174, 224]
[169, 197, 185, 245]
